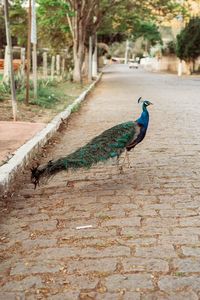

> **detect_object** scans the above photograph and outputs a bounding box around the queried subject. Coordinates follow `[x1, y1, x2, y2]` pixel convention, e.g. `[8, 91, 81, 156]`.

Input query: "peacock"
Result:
[31, 97, 153, 188]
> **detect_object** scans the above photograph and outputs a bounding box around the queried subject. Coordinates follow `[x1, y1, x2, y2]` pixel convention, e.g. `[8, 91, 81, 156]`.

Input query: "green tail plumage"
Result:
[31, 121, 137, 187]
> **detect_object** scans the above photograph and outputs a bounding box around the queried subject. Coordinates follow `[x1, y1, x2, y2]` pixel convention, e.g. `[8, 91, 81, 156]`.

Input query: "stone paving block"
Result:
[0, 292, 25, 300]
[95, 210, 125, 219]
[135, 245, 177, 258]
[158, 195, 191, 203]
[122, 257, 169, 272]
[174, 200, 200, 209]
[66, 274, 98, 289]
[52, 228, 117, 239]
[158, 235, 199, 245]
[179, 217, 200, 227]
[98, 195, 130, 204]
[141, 290, 198, 300]
[19, 213, 50, 222]
[2, 276, 43, 291]
[101, 217, 141, 227]
[122, 237, 157, 246]
[29, 220, 57, 231]
[96, 292, 140, 300]
[22, 238, 57, 250]
[173, 258, 200, 273]
[182, 246, 200, 256]
[158, 276, 200, 292]
[171, 227, 200, 236]
[128, 209, 157, 217]
[144, 217, 178, 228]
[67, 257, 117, 274]
[110, 203, 138, 211]
[105, 274, 153, 292]
[159, 209, 197, 217]
[37, 246, 78, 259]
[47, 291, 79, 300]
[10, 260, 61, 276]
[79, 245, 130, 258]
[121, 226, 170, 237]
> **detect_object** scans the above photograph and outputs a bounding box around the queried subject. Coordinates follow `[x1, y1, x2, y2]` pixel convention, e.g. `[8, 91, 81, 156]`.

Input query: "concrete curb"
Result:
[0, 73, 102, 194]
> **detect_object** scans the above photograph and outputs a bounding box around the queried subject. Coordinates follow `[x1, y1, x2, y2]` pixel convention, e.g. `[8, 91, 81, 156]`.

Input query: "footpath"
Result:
[0, 65, 200, 299]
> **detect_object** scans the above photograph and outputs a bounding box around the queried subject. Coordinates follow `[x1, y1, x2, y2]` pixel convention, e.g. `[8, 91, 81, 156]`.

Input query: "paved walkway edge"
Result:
[0, 74, 102, 194]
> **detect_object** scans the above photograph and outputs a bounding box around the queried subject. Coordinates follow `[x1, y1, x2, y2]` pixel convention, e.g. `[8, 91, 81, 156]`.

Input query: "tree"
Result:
[133, 21, 162, 53]
[176, 17, 200, 69]
[36, 0, 188, 82]
[37, 0, 72, 51]
[98, 0, 186, 48]
[0, 5, 6, 48]
[9, 0, 27, 47]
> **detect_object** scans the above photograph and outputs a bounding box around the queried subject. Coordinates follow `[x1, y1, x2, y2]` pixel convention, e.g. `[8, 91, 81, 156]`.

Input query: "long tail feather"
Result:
[31, 121, 137, 187]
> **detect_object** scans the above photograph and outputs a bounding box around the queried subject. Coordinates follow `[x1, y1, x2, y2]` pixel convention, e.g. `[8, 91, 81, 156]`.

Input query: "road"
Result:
[1, 65, 200, 299]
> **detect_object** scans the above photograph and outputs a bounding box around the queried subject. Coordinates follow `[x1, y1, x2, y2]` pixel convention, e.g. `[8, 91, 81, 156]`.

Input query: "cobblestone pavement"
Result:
[1, 65, 200, 299]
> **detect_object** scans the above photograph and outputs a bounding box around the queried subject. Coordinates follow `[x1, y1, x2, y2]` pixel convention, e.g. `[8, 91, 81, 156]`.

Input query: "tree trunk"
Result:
[73, 39, 85, 83]
[73, 56, 82, 82]
[83, 47, 89, 77]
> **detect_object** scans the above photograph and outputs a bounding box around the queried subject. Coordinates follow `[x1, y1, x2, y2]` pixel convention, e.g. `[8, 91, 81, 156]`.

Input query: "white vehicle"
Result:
[128, 61, 139, 69]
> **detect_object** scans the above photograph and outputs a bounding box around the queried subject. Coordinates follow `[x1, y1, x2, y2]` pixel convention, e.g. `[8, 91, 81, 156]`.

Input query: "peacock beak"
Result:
[149, 102, 153, 105]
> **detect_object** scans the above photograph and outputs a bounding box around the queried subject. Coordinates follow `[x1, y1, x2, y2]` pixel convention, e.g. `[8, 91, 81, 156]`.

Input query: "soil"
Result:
[0, 81, 89, 123]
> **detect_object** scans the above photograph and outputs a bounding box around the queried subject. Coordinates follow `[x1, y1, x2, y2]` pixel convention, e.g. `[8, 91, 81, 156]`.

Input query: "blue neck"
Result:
[136, 104, 149, 129]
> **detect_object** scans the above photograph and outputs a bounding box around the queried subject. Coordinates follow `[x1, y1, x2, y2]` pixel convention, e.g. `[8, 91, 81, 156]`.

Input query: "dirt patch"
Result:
[0, 81, 89, 123]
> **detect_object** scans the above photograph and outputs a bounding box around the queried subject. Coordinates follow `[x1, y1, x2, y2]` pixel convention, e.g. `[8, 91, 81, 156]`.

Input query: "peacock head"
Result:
[138, 97, 153, 108]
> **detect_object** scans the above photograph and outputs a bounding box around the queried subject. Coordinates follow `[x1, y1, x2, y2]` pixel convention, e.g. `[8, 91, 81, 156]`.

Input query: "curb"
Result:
[0, 73, 102, 194]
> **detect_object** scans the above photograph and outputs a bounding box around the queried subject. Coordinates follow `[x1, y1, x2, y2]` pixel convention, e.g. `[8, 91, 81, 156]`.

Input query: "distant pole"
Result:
[25, 0, 31, 105]
[178, 59, 183, 76]
[43, 52, 48, 77]
[32, 44, 37, 99]
[3, 45, 9, 84]
[31, 0, 37, 99]
[125, 39, 129, 64]
[20, 47, 26, 80]
[3, 0, 17, 121]
[51, 56, 55, 80]
[92, 34, 98, 77]
[88, 36, 92, 82]
[56, 54, 61, 76]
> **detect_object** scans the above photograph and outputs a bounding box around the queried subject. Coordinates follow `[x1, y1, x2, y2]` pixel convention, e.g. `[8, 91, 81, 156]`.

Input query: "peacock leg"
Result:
[116, 155, 124, 174]
[122, 150, 131, 168]
[126, 150, 131, 168]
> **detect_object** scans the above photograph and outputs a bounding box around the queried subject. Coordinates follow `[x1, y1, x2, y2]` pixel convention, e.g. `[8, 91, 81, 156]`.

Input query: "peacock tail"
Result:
[31, 121, 138, 187]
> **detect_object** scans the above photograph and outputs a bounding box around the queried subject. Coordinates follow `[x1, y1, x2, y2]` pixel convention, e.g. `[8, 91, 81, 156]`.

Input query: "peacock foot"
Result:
[118, 165, 124, 174]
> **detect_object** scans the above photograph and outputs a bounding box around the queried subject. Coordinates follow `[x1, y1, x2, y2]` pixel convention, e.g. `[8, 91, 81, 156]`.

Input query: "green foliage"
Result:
[37, 0, 71, 50]
[0, 6, 6, 48]
[0, 81, 11, 100]
[133, 21, 162, 47]
[176, 17, 200, 62]
[163, 40, 176, 55]
[17, 79, 60, 108]
[71, 103, 81, 113]
[9, 0, 27, 47]
[98, 0, 187, 44]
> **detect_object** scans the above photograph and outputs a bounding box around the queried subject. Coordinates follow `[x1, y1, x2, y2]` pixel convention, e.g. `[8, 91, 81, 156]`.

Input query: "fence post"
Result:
[32, 43, 37, 99]
[56, 54, 60, 76]
[124, 39, 129, 64]
[43, 52, 48, 77]
[20, 47, 26, 80]
[3, 45, 9, 84]
[61, 57, 65, 78]
[51, 55, 55, 80]
[88, 36, 92, 82]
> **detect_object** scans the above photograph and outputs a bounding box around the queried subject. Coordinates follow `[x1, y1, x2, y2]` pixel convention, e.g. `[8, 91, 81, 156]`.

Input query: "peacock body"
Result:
[31, 98, 152, 187]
